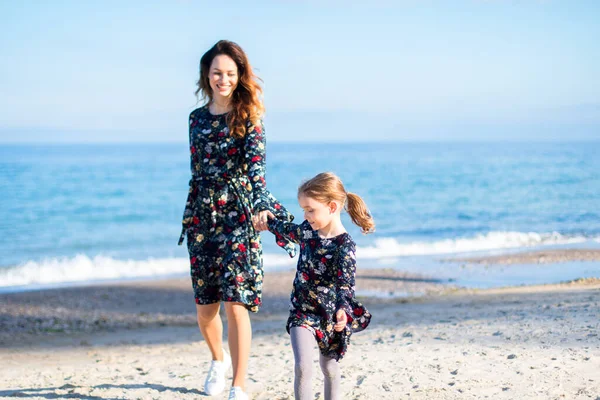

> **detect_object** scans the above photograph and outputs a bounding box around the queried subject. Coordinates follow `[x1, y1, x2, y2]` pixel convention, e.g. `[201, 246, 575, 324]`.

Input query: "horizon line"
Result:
[1, 139, 599, 146]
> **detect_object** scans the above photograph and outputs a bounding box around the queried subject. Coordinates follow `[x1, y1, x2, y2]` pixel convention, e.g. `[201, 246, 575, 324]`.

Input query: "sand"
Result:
[1, 253, 599, 399]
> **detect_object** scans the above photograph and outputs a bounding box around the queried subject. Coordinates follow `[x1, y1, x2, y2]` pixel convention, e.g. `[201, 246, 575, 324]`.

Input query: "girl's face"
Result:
[208, 54, 239, 102]
[298, 194, 335, 231]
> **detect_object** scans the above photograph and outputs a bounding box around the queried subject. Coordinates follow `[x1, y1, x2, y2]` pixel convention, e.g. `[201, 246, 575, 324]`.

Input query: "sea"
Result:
[1, 141, 599, 293]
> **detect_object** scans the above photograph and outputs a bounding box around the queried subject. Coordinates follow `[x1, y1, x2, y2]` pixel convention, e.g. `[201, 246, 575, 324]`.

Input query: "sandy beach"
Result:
[1, 251, 599, 399]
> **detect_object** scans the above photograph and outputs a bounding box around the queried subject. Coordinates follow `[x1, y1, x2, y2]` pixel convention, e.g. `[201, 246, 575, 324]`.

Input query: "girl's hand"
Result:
[252, 210, 275, 231]
[334, 309, 347, 332]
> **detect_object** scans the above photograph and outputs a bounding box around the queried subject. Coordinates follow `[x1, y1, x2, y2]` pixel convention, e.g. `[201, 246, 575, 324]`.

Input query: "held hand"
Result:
[252, 210, 275, 232]
[334, 309, 347, 332]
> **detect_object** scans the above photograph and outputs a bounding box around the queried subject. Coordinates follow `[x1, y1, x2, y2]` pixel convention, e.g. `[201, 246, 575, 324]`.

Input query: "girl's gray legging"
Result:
[290, 326, 341, 400]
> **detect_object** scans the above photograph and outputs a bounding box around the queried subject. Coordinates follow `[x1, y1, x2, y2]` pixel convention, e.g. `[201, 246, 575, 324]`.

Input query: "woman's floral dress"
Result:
[178, 105, 294, 313]
[267, 219, 371, 360]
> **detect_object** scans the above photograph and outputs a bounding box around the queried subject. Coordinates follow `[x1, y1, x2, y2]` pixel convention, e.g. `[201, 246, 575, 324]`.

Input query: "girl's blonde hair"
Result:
[298, 172, 375, 234]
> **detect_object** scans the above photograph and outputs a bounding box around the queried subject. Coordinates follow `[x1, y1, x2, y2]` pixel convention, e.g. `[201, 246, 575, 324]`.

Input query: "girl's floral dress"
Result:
[178, 105, 294, 313]
[267, 219, 371, 360]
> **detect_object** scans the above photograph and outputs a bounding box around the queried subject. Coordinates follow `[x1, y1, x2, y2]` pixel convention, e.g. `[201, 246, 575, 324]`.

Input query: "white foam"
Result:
[0, 252, 297, 288]
[0, 255, 189, 288]
[357, 231, 594, 259]
[263, 252, 297, 269]
[0, 231, 596, 289]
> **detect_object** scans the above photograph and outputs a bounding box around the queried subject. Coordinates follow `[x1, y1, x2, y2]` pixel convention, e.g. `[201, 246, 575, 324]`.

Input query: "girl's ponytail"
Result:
[345, 192, 375, 234]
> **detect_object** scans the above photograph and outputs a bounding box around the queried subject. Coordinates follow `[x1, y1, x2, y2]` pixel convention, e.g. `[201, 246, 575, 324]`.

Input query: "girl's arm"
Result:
[243, 120, 268, 212]
[335, 243, 357, 317]
[267, 218, 303, 245]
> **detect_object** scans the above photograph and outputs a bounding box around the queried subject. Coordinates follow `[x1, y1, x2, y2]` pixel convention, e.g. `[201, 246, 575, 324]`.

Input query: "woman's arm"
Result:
[178, 110, 201, 245]
[243, 120, 268, 212]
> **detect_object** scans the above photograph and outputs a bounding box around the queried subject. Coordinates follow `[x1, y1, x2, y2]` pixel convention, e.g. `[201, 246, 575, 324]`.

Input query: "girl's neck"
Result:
[317, 216, 346, 239]
[209, 98, 232, 115]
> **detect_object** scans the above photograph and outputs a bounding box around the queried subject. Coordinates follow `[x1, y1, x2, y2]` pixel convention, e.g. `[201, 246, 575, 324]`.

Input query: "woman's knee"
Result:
[196, 302, 220, 324]
[224, 302, 249, 321]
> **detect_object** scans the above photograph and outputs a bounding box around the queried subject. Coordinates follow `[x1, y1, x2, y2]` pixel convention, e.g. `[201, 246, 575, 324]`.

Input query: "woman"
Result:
[178, 40, 293, 400]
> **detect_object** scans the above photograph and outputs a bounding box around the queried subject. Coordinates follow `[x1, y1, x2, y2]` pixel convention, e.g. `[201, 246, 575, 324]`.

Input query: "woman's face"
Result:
[208, 54, 239, 102]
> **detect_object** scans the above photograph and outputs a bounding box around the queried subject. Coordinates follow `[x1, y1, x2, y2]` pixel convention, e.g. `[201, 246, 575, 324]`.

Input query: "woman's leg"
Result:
[196, 303, 224, 360]
[290, 327, 316, 400]
[319, 354, 341, 400]
[224, 302, 252, 390]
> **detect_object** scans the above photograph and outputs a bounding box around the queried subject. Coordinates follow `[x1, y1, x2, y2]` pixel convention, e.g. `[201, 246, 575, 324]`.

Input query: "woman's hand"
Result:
[334, 309, 347, 332]
[252, 210, 275, 232]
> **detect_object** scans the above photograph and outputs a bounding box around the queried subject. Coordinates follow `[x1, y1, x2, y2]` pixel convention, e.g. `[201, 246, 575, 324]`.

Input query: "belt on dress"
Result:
[178, 173, 254, 245]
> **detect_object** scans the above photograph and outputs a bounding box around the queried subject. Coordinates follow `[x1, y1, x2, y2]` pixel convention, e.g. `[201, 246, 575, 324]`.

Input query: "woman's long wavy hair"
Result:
[298, 172, 376, 234]
[196, 40, 264, 139]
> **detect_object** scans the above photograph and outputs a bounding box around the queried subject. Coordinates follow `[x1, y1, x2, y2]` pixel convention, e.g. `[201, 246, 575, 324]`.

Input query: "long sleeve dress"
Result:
[267, 219, 371, 360]
[178, 105, 294, 312]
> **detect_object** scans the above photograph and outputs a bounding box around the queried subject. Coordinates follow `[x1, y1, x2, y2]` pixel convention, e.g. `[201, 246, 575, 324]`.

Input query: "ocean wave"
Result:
[0, 232, 596, 289]
[357, 231, 596, 259]
[0, 255, 189, 288]
[0, 253, 297, 288]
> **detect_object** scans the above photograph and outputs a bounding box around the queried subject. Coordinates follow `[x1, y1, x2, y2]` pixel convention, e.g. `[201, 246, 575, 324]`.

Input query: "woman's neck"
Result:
[209, 98, 232, 115]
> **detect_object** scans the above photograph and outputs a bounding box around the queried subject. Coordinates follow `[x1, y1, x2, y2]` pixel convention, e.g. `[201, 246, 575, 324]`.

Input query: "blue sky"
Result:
[0, 0, 598, 142]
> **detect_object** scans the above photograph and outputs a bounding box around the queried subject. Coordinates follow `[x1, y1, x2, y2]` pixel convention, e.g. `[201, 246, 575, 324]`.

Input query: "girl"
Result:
[178, 40, 293, 400]
[262, 172, 373, 400]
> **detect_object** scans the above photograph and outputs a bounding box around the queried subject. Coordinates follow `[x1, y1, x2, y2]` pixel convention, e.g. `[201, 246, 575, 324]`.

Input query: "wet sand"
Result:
[446, 248, 600, 265]
[0, 268, 450, 343]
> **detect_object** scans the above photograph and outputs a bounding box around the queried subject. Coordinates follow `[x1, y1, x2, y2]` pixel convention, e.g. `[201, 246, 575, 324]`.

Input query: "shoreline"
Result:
[3, 247, 600, 294]
[0, 267, 454, 345]
[1, 261, 599, 346]
[2, 246, 600, 345]
[445, 248, 600, 265]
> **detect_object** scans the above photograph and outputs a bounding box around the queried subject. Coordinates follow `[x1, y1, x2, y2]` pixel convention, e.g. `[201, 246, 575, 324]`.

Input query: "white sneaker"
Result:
[228, 386, 249, 400]
[204, 348, 231, 396]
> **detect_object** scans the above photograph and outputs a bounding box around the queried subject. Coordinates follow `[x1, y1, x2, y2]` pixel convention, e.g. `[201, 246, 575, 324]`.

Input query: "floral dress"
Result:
[267, 219, 371, 360]
[178, 105, 294, 313]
